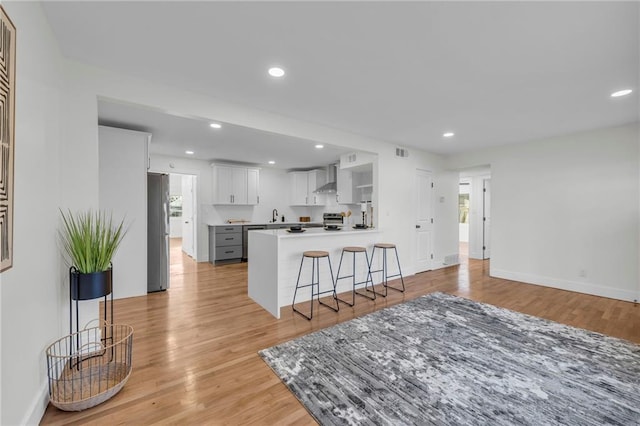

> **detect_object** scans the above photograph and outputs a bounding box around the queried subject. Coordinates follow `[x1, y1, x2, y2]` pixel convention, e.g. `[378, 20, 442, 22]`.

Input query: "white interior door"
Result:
[483, 178, 491, 259]
[182, 175, 195, 258]
[415, 169, 433, 272]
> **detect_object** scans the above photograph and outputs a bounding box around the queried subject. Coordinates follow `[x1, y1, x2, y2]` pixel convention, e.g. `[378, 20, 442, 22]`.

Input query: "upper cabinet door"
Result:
[231, 167, 247, 204]
[307, 170, 326, 206]
[213, 165, 234, 204]
[247, 168, 260, 205]
[212, 165, 259, 205]
[288, 170, 328, 206]
[289, 172, 308, 206]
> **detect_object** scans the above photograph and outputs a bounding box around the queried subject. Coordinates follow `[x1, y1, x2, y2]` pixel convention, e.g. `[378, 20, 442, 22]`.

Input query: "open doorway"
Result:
[458, 180, 470, 263]
[459, 167, 491, 261]
[169, 173, 198, 286]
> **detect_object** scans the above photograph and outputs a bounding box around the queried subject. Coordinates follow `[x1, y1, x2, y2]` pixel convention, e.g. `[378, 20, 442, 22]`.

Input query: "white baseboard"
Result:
[491, 268, 638, 302]
[431, 260, 460, 271]
[406, 259, 460, 277]
[22, 380, 49, 425]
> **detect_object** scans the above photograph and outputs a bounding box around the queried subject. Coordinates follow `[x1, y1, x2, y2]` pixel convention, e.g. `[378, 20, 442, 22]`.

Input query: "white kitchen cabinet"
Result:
[247, 168, 260, 205]
[289, 172, 308, 205]
[212, 164, 259, 205]
[336, 167, 354, 204]
[307, 170, 326, 205]
[288, 169, 326, 206]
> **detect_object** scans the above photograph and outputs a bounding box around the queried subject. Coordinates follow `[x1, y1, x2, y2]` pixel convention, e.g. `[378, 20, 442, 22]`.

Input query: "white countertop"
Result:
[252, 227, 378, 238]
[208, 222, 323, 227]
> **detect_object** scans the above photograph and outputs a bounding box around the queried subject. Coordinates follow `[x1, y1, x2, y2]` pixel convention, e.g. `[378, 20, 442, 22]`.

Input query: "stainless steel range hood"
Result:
[314, 163, 337, 193]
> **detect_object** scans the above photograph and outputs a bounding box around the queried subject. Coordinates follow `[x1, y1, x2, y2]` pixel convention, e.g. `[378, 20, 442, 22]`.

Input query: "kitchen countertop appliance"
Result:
[323, 213, 344, 231]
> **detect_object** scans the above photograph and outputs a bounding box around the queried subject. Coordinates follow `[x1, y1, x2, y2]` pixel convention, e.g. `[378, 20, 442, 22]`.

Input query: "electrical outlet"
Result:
[579, 269, 586, 278]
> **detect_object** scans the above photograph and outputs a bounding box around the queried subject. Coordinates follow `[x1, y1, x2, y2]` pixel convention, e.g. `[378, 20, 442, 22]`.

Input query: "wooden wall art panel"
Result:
[0, 6, 15, 272]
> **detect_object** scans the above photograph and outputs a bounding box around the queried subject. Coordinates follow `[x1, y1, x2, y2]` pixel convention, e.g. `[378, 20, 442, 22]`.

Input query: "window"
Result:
[459, 182, 470, 224]
[170, 195, 182, 217]
[459, 194, 469, 224]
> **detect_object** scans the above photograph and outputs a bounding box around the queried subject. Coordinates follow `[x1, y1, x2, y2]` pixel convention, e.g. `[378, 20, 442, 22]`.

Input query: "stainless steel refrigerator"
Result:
[147, 173, 170, 292]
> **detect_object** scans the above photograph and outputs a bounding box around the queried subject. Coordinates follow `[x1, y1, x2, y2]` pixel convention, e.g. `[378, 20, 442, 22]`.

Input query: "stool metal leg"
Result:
[383, 246, 405, 293]
[336, 250, 376, 306]
[335, 250, 354, 306]
[318, 256, 339, 312]
[371, 246, 388, 297]
[355, 250, 376, 300]
[370, 246, 405, 296]
[292, 256, 313, 320]
[393, 246, 406, 292]
[293, 254, 338, 320]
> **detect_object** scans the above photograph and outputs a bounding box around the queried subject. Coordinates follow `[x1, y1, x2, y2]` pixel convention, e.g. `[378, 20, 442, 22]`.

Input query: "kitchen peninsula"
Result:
[248, 227, 379, 318]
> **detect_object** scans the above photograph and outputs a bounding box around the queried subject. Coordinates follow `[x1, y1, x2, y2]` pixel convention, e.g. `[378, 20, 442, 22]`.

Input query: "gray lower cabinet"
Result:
[209, 225, 243, 264]
[209, 222, 324, 264]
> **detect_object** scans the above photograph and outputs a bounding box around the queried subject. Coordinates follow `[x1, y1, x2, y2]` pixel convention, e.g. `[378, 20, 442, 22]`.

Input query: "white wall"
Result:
[98, 126, 149, 300]
[376, 147, 458, 274]
[169, 173, 183, 194]
[431, 169, 460, 269]
[0, 2, 92, 424]
[447, 123, 640, 301]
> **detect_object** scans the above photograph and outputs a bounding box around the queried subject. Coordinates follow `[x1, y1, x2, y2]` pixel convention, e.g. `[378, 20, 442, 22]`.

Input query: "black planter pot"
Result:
[70, 268, 113, 301]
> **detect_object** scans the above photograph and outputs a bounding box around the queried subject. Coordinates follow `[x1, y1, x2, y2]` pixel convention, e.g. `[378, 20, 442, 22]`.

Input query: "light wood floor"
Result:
[41, 239, 639, 425]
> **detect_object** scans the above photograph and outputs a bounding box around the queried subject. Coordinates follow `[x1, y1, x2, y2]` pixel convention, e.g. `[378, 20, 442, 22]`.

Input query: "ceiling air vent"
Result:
[395, 147, 409, 158]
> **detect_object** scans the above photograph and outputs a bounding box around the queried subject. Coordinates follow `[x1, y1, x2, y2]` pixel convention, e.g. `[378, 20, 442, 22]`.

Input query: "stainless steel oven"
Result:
[323, 213, 344, 230]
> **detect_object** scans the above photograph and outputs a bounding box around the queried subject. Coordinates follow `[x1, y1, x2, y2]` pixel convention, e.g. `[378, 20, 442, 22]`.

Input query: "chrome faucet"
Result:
[272, 209, 278, 223]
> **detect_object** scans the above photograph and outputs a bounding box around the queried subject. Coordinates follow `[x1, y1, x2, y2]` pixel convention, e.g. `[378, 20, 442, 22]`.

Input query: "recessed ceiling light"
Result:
[268, 67, 285, 78]
[611, 89, 633, 98]
[315, 144, 324, 149]
[185, 150, 194, 155]
[210, 123, 222, 129]
[443, 132, 455, 138]
[268, 160, 275, 165]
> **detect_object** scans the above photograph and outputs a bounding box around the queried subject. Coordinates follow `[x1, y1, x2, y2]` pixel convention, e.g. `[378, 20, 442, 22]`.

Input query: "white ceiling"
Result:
[97, 99, 351, 169]
[43, 1, 639, 157]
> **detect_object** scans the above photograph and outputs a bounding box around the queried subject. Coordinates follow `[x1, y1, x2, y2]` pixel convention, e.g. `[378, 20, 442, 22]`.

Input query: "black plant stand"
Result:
[69, 265, 114, 367]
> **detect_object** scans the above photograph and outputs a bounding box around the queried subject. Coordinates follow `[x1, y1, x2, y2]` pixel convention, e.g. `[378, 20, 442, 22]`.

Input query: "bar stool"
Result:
[335, 246, 376, 307]
[292, 250, 339, 320]
[369, 243, 405, 297]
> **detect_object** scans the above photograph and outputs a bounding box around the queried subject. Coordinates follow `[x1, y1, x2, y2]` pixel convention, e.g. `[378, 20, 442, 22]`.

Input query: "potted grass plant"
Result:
[59, 209, 127, 300]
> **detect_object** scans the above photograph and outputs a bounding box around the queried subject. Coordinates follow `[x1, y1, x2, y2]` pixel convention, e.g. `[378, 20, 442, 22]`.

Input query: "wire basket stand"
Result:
[46, 322, 133, 411]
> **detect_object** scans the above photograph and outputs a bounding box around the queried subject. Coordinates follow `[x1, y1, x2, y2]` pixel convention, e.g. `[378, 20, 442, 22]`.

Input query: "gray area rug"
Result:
[259, 292, 640, 425]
